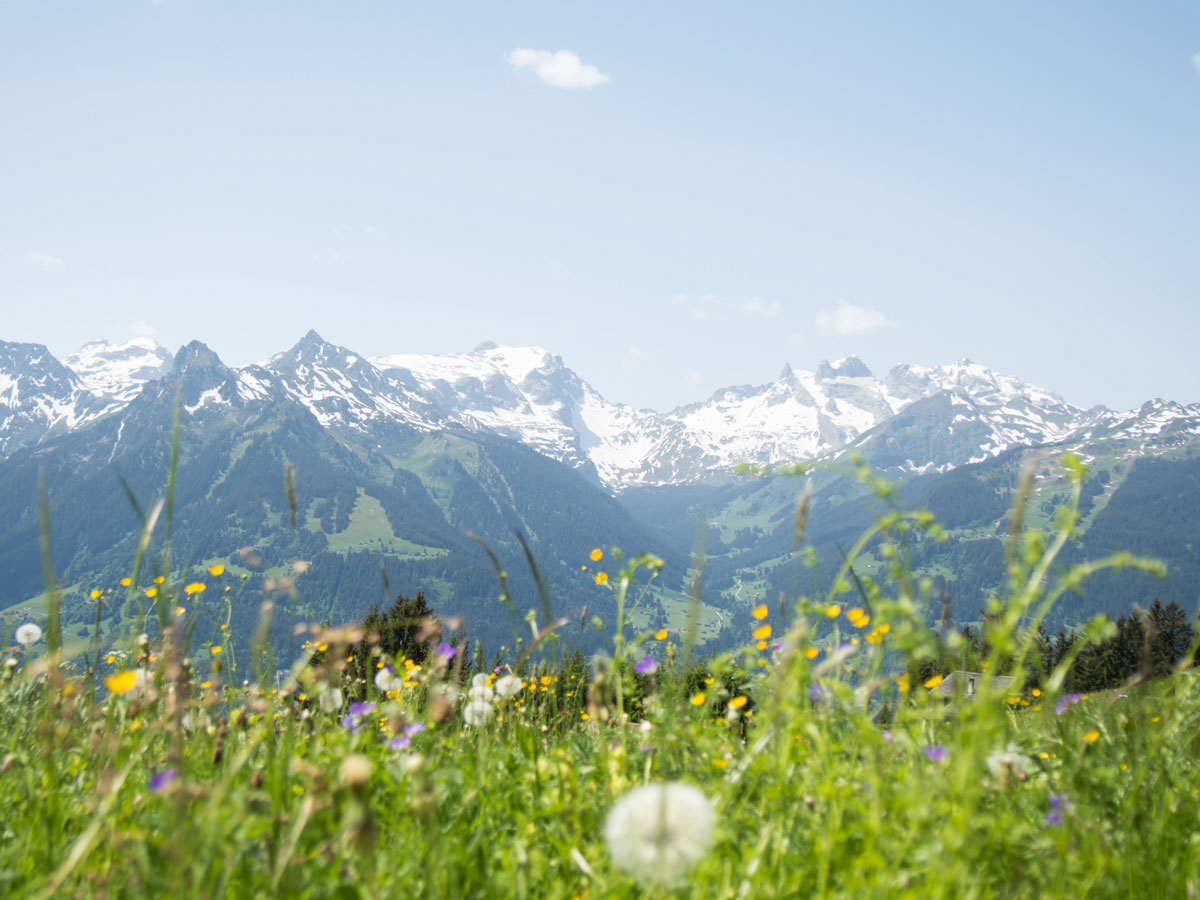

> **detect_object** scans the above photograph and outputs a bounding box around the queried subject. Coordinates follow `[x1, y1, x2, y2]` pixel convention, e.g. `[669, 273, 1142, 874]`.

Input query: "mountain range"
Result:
[1, 331, 1197, 662]
[6, 332, 1197, 490]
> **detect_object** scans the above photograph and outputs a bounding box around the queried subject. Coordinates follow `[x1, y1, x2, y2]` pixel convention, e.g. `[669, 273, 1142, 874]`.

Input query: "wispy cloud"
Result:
[312, 250, 348, 264]
[814, 299, 895, 337]
[672, 293, 782, 322]
[623, 346, 648, 369]
[27, 252, 65, 269]
[1192, 51, 1200, 75]
[684, 370, 703, 385]
[129, 319, 159, 338]
[506, 49, 610, 89]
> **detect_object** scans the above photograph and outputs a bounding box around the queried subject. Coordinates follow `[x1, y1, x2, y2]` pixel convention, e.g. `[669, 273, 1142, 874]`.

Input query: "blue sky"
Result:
[2, 1, 1198, 412]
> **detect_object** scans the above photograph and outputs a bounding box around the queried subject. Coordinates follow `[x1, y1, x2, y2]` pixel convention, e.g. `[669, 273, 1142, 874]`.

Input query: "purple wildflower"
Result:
[1055, 693, 1083, 715]
[150, 769, 177, 793]
[341, 701, 378, 734]
[923, 745, 949, 763]
[388, 722, 426, 750]
[809, 683, 832, 703]
[438, 642, 458, 661]
[634, 655, 658, 676]
[882, 730, 894, 742]
[772, 641, 786, 652]
[1045, 793, 1072, 826]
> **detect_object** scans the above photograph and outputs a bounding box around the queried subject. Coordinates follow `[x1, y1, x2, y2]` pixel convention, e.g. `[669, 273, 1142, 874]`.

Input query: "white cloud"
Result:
[312, 250, 348, 264]
[27, 252, 65, 269]
[623, 346, 648, 369]
[814, 299, 895, 337]
[684, 370, 703, 385]
[506, 49, 610, 89]
[129, 319, 159, 338]
[673, 293, 782, 321]
[1192, 52, 1200, 75]
[787, 332, 805, 346]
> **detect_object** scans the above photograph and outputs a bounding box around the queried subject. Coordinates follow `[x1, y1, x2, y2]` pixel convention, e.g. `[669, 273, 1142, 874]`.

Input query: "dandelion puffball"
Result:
[375, 667, 403, 693]
[15, 623, 41, 647]
[462, 696, 494, 726]
[986, 746, 1033, 780]
[604, 782, 715, 885]
[318, 686, 343, 712]
[494, 674, 522, 699]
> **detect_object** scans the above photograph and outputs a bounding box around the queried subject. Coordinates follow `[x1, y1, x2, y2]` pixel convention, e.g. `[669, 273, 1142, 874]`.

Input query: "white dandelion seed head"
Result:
[986, 745, 1033, 780]
[604, 782, 715, 885]
[494, 674, 522, 699]
[471, 672, 491, 689]
[317, 686, 343, 712]
[428, 682, 459, 704]
[469, 682, 494, 703]
[15, 623, 41, 647]
[374, 667, 403, 693]
[462, 696, 494, 727]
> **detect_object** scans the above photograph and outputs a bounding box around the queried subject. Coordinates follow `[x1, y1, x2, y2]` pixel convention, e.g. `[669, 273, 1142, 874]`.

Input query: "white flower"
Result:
[462, 695, 494, 726]
[15, 623, 41, 647]
[494, 674, 522, 699]
[469, 681, 494, 703]
[428, 682, 459, 705]
[374, 667, 403, 693]
[986, 745, 1033, 780]
[604, 782, 715, 885]
[472, 673, 491, 689]
[318, 686, 343, 712]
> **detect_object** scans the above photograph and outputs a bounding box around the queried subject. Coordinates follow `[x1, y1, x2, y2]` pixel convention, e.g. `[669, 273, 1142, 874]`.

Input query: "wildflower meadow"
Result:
[1, 452, 1198, 899]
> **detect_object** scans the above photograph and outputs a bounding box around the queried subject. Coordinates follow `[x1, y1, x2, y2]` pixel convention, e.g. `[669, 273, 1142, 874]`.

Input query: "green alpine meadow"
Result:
[5, 3, 1200, 897]
[2, 444, 1198, 898]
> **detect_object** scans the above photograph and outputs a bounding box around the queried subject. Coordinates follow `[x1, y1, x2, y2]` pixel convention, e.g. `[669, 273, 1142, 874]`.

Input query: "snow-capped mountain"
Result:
[0, 340, 114, 457]
[0, 331, 1192, 492]
[63, 338, 172, 403]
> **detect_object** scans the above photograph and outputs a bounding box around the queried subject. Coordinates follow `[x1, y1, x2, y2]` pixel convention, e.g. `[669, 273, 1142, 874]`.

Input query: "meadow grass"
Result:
[1, 454, 1197, 898]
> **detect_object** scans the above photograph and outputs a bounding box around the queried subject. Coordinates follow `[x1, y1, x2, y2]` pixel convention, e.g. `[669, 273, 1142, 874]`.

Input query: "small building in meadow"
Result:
[935, 671, 1017, 701]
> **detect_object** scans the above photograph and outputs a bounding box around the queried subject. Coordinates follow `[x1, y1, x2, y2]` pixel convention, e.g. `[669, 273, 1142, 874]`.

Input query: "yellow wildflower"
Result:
[589, 548, 603, 562]
[751, 604, 768, 620]
[690, 692, 706, 707]
[184, 582, 206, 595]
[924, 674, 944, 689]
[594, 572, 608, 586]
[208, 564, 225, 576]
[824, 604, 841, 619]
[105, 671, 138, 695]
[752, 624, 771, 641]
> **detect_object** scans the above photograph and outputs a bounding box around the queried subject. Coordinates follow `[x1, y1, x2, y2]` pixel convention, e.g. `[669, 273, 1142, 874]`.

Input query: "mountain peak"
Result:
[173, 341, 226, 374]
[816, 356, 873, 379]
[778, 363, 795, 380]
[473, 340, 499, 353]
